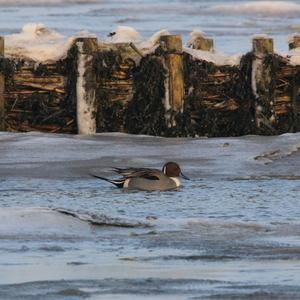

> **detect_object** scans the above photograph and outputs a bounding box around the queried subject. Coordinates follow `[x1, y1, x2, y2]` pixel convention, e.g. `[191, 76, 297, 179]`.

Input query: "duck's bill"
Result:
[180, 172, 190, 180]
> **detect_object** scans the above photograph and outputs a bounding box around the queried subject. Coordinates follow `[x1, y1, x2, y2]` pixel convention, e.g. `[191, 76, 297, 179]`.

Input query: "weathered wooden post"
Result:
[0, 37, 5, 131]
[252, 36, 276, 132]
[190, 36, 214, 52]
[159, 35, 184, 129]
[289, 36, 300, 50]
[75, 37, 98, 134]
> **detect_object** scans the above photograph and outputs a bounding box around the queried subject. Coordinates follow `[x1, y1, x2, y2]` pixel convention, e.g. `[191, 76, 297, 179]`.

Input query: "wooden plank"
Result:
[160, 35, 184, 129]
[167, 53, 184, 112]
[253, 37, 274, 55]
[13, 74, 65, 84]
[13, 82, 65, 94]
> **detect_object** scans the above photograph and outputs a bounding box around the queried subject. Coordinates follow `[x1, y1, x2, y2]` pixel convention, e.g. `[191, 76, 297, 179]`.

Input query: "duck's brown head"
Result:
[162, 162, 189, 179]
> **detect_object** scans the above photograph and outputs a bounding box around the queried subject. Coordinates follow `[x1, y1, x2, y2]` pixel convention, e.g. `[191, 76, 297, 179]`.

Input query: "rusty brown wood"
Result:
[253, 37, 274, 56]
[160, 35, 184, 129]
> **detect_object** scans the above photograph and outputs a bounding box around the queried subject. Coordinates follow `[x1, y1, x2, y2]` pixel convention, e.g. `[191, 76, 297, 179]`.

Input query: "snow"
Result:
[184, 47, 241, 66]
[106, 26, 141, 44]
[4, 23, 300, 68]
[5, 23, 95, 62]
[139, 29, 170, 51]
[286, 34, 300, 65]
[251, 58, 261, 98]
[4, 24, 169, 62]
[288, 49, 300, 65]
[184, 29, 241, 66]
[187, 30, 209, 49]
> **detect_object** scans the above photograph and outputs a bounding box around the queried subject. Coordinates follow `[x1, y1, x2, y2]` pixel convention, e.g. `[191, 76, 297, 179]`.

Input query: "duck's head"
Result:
[162, 162, 190, 180]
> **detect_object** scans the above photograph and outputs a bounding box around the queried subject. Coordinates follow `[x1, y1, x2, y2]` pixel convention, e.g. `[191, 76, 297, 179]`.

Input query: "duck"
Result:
[90, 162, 189, 191]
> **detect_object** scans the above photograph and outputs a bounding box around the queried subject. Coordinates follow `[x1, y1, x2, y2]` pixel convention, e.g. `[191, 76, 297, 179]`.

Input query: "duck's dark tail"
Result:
[89, 174, 125, 188]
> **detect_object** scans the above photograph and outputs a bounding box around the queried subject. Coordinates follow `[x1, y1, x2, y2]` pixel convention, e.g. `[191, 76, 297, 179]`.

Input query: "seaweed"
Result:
[96, 88, 125, 132]
[183, 52, 254, 137]
[94, 48, 135, 132]
[33, 63, 51, 76]
[0, 57, 15, 77]
[5, 50, 77, 133]
[292, 67, 300, 131]
[256, 54, 295, 134]
[3, 40, 300, 137]
[125, 55, 167, 135]
[93, 50, 122, 80]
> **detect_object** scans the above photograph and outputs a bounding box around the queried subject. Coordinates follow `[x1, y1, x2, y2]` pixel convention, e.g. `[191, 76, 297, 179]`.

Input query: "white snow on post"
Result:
[251, 58, 261, 98]
[76, 41, 96, 135]
[187, 30, 206, 48]
[106, 26, 141, 44]
[252, 45, 265, 128]
[288, 49, 300, 65]
[139, 29, 170, 51]
[5, 23, 96, 62]
[184, 47, 241, 66]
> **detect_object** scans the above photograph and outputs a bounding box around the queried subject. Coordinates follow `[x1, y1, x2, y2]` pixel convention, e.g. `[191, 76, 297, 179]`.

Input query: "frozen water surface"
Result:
[0, 132, 300, 299]
[1, 0, 300, 298]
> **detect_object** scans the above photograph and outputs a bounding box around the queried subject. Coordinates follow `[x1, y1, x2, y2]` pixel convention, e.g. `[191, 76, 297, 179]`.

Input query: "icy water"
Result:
[2, 0, 300, 53]
[1, 132, 300, 299]
[1, 1, 300, 298]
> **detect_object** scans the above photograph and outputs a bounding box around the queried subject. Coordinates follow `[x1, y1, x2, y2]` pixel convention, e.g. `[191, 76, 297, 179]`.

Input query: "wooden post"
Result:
[75, 37, 98, 135]
[190, 36, 214, 52]
[0, 37, 4, 131]
[289, 36, 300, 50]
[252, 37, 276, 132]
[253, 37, 273, 55]
[160, 35, 184, 128]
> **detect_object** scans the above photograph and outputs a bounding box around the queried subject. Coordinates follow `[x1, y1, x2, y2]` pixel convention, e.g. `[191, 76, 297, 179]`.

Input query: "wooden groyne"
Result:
[1, 34, 300, 137]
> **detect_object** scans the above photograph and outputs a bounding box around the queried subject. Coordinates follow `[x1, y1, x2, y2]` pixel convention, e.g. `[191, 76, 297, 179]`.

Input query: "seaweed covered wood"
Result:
[0, 36, 5, 131]
[3, 34, 300, 137]
[183, 52, 253, 137]
[251, 40, 298, 134]
[4, 57, 76, 133]
[95, 43, 136, 132]
[293, 68, 300, 131]
[267, 54, 296, 133]
[125, 55, 167, 135]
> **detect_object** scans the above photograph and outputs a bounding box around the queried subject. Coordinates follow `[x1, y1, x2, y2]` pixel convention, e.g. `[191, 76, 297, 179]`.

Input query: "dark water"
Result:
[1, 132, 300, 299]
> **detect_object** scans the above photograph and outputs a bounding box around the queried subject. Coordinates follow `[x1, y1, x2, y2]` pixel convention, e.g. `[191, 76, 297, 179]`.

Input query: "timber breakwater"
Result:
[1, 29, 300, 137]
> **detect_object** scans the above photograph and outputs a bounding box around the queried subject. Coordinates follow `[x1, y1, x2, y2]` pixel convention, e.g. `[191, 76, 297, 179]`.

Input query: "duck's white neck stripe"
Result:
[170, 177, 181, 187]
[123, 179, 130, 188]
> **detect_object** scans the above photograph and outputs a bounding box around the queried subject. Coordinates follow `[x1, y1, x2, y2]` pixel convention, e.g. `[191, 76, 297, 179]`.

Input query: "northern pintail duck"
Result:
[91, 162, 189, 191]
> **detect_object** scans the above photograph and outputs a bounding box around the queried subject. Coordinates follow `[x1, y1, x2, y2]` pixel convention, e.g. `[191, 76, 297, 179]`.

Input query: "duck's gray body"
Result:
[91, 162, 186, 192]
[124, 173, 179, 191]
